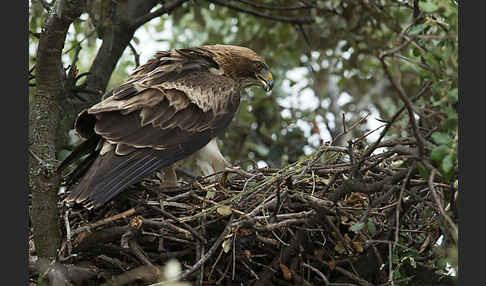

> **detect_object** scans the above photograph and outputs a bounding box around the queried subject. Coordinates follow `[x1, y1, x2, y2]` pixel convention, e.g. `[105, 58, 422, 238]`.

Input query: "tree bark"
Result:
[30, 1, 190, 258]
[29, 0, 86, 259]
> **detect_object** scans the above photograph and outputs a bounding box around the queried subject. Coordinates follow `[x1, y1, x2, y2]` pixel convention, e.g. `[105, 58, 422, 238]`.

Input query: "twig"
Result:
[355, 81, 431, 173]
[240, 258, 260, 280]
[207, 0, 315, 25]
[302, 262, 330, 285]
[254, 229, 306, 286]
[393, 54, 436, 72]
[272, 178, 281, 220]
[379, 37, 414, 59]
[179, 215, 234, 280]
[379, 55, 426, 158]
[39, 0, 52, 11]
[333, 114, 370, 145]
[62, 30, 96, 55]
[296, 24, 312, 49]
[131, 0, 190, 28]
[324, 216, 353, 255]
[428, 169, 458, 243]
[128, 239, 154, 267]
[348, 140, 357, 177]
[75, 72, 90, 82]
[319, 260, 374, 286]
[28, 148, 50, 170]
[255, 231, 280, 247]
[208, 248, 224, 281]
[343, 113, 347, 133]
[366, 240, 420, 254]
[64, 209, 72, 256]
[328, 169, 409, 202]
[147, 205, 208, 245]
[388, 242, 393, 286]
[254, 218, 310, 232]
[140, 217, 192, 238]
[191, 193, 246, 216]
[232, 229, 236, 280]
[197, 192, 208, 286]
[394, 164, 416, 248]
[128, 42, 140, 67]
[236, 0, 312, 11]
[234, 210, 314, 228]
[102, 265, 162, 286]
[72, 208, 137, 235]
[397, 11, 424, 42]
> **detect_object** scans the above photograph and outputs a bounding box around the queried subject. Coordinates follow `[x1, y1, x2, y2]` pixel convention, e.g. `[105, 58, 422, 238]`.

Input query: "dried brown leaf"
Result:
[280, 264, 292, 281]
[352, 241, 364, 253]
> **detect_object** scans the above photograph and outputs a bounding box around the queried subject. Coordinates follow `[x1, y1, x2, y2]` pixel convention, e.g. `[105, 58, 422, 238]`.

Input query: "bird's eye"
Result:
[256, 63, 264, 72]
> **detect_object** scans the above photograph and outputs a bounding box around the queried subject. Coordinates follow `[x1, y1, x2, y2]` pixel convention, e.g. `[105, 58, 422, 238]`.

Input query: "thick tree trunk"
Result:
[77, 0, 159, 107]
[29, 0, 85, 259]
[57, 1, 160, 151]
[57, 0, 190, 160]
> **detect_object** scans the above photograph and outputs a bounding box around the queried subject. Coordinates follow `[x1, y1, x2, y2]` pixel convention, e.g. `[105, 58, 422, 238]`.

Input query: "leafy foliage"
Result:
[29, 0, 458, 284]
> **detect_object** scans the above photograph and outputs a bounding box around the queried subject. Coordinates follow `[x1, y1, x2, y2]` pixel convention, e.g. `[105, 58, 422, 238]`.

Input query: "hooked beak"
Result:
[257, 70, 274, 92]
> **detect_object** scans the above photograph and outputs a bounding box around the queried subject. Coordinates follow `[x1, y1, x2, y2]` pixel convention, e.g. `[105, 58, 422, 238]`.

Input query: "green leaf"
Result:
[431, 145, 449, 162]
[442, 153, 455, 174]
[441, 153, 455, 183]
[366, 220, 377, 235]
[419, 1, 439, 13]
[350, 222, 365, 232]
[441, 118, 458, 131]
[417, 162, 429, 180]
[447, 88, 458, 103]
[408, 24, 426, 35]
[431, 132, 451, 145]
[445, 107, 458, 119]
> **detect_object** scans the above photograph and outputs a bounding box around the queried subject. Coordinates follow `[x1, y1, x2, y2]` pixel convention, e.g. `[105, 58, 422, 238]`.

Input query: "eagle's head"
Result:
[203, 44, 274, 92]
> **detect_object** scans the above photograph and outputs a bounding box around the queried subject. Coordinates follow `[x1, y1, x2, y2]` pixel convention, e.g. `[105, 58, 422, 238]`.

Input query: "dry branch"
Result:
[34, 132, 454, 285]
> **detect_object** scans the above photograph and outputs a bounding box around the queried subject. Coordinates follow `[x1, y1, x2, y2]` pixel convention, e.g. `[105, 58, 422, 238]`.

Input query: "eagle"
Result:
[58, 45, 273, 207]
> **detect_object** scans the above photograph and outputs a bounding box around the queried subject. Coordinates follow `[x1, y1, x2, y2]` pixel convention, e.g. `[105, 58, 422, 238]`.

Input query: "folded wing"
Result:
[62, 48, 240, 207]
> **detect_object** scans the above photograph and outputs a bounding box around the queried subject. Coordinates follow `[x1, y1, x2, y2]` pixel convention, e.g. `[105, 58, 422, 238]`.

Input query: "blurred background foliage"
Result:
[29, 0, 458, 281]
[29, 0, 458, 174]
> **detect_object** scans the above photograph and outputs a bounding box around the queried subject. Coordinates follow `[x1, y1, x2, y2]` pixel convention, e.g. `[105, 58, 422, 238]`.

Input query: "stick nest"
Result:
[30, 139, 452, 286]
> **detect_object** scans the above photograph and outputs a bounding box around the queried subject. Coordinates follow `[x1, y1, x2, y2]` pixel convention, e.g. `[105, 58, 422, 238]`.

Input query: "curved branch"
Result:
[237, 0, 339, 15]
[237, 0, 312, 11]
[207, 0, 315, 25]
[379, 57, 426, 158]
[131, 0, 190, 28]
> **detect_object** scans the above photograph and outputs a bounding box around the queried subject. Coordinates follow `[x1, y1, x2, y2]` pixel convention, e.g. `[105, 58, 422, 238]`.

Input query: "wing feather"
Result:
[63, 47, 241, 206]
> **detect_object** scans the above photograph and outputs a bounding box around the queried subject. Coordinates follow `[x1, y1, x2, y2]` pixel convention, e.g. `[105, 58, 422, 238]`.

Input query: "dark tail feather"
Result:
[63, 151, 99, 185]
[57, 134, 101, 174]
[65, 149, 172, 207]
[90, 154, 166, 205]
[64, 130, 216, 207]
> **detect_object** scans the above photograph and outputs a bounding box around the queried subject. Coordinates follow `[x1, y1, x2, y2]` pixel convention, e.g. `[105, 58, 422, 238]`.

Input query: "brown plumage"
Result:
[58, 45, 274, 207]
